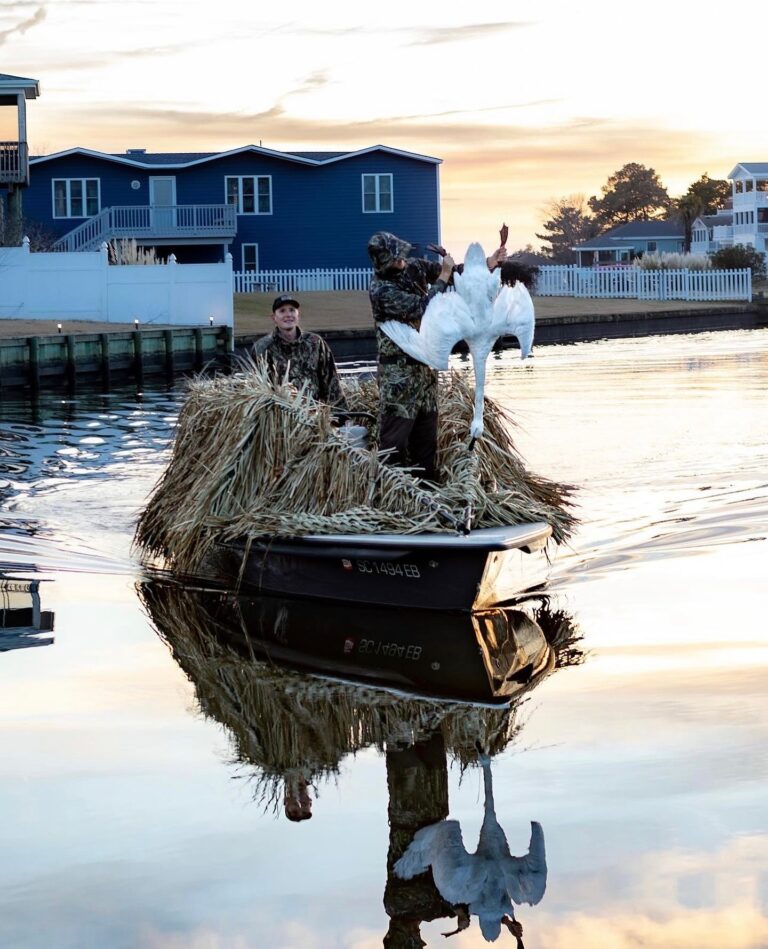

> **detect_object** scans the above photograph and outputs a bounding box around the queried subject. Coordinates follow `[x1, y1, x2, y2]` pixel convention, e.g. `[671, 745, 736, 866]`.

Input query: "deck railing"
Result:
[0, 141, 28, 183]
[53, 204, 237, 252]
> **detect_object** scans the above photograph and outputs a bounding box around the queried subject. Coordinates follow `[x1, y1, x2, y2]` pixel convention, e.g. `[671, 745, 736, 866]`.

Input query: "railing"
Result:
[53, 204, 237, 252]
[0, 141, 28, 183]
[233, 267, 373, 293]
[536, 265, 752, 301]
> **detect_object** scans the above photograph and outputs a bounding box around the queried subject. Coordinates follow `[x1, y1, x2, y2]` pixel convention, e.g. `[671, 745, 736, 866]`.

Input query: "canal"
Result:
[1, 329, 766, 949]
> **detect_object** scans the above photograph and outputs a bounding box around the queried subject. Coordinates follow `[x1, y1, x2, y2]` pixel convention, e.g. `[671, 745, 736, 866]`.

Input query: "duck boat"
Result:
[202, 520, 553, 612]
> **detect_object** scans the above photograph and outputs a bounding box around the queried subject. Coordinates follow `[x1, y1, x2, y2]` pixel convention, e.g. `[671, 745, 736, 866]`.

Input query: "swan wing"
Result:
[380, 292, 472, 370]
[394, 820, 469, 883]
[493, 283, 535, 358]
[501, 821, 547, 906]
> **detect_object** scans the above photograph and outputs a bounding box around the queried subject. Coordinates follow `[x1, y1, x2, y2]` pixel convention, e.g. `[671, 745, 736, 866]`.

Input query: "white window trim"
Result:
[241, 243, 259, 272]
[361, 173, 394, 214]
[225, 175, 272, 215]
[51, 177, 101, 218]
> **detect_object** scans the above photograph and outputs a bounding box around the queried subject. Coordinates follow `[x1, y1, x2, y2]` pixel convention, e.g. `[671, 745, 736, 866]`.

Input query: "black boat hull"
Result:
[201, 523, 552, 611]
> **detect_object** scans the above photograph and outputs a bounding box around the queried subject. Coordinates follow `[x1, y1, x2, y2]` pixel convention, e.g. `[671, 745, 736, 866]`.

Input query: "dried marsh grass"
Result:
[134, 361, 577, 573]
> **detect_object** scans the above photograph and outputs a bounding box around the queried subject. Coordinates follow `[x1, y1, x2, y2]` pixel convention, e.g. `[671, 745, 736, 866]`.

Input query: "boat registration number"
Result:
[358, 639, 422, 660]
[355, 560, 421, 578]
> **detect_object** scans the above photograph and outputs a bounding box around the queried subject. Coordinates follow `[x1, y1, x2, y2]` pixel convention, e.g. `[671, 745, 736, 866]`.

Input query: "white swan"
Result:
[379, 243, 535, 439]
[394, 754, 546, 942]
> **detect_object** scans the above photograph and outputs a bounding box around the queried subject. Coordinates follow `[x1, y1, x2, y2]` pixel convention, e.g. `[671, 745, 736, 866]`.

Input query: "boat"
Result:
[200, 520, 553, 612]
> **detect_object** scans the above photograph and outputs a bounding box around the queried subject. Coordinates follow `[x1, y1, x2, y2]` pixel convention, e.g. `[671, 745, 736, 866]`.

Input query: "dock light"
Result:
[209, 315, 214, 327]
[57, 323, 62, 334]
[134, 319, 139, 330]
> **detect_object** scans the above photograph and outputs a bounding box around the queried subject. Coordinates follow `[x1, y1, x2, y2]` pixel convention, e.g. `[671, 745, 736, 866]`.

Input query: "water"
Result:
[1, 330, 767, 949]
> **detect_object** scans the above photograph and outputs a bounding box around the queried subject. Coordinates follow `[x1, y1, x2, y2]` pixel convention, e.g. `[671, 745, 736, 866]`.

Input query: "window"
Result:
[757, 180, 768, 192]
[745, 180, 754, 192]
[226, 176, 271, 214]
[362, 173, 393, 213]
[734, 181, 744, 193]
[647, 241, 657, 252]
[52, 178, 100, 218]
[242, 243, 259, 272]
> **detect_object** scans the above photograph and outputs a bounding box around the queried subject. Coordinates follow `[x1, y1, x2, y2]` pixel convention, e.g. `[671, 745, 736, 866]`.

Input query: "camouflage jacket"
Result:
[251, 328, 347, 409]
[369, 257, 448, 419]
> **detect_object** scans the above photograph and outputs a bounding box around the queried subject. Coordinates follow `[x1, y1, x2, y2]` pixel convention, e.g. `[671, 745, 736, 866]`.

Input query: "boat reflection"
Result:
[0, 576, 55, 652]
[138, 580, 583, 945]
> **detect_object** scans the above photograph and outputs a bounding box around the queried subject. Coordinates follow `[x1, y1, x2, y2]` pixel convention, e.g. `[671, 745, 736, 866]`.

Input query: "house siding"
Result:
[24, 148, 441, 268]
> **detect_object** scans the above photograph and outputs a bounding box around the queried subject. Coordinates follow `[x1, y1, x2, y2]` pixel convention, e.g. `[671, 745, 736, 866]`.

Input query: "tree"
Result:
[535, 195, 598, 263]
[674, 173, 732, 252]
[710, 244, 766, 282]
[588, 163, 671, 228]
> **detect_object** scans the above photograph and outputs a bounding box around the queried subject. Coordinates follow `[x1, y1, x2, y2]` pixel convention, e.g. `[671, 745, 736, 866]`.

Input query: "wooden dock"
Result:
[0, 325, 234, 392]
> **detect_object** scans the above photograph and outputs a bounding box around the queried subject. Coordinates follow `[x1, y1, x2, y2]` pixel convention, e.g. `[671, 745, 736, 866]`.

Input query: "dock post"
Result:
[194, 328, 204, 371]
[132, 330, 144, 387]
[99, 333, 111, 389]
[27, 337, 40, 395]
[65, 334, 77, 390]
[164, 329, 175, 378]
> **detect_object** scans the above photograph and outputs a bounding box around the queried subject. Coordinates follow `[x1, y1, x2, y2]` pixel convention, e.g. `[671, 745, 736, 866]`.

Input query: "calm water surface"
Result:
[1, 330, 767, 949]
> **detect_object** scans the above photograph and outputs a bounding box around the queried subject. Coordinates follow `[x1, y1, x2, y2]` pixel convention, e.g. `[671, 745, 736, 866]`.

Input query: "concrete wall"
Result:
[0, 239, 233, 325]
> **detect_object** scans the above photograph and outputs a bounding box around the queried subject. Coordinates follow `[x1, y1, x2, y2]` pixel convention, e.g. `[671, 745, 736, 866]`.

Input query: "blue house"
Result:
[23, 144, 442, 270]
[573, 220, 684, 265]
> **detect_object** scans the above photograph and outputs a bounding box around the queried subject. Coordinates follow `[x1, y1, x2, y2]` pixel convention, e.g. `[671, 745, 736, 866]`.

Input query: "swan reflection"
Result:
[139, 580, 583, 943]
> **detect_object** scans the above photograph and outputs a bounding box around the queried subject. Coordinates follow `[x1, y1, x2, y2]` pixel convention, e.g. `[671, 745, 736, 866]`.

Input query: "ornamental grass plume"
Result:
[134, 360, 577, 574]
[634, 251, 712, 270]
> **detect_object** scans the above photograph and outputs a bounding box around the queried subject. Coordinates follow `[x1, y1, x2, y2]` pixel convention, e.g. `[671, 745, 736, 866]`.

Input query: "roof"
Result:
[0, 73, 40, 98]
[30, 143, 442, 169]
[728, 162, 768, 178]
[574, 219, 684, 250]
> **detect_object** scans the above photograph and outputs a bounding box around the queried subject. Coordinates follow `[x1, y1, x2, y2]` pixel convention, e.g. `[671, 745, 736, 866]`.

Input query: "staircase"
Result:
[53, 204, 237, 252]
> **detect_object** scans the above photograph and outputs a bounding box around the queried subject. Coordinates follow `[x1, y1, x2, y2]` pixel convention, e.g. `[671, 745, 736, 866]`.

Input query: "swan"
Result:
[393, 754, 546, 943]
[379, 243, 535, 440]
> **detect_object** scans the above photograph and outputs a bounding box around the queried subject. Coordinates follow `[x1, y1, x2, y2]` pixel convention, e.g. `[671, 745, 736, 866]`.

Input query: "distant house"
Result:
[0, 72, 40, 228]
[691, 163, 768, 255]
[21, 144, 442, 270]
[572, 220, 684, 266]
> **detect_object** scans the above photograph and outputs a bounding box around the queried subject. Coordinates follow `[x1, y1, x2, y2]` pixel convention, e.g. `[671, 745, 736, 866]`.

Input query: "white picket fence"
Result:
[233, 267, 373, 293]
[537, 265, 752, 301]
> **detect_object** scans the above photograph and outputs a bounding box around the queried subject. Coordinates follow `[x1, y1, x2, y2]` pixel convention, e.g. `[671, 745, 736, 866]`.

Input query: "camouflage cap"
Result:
[367, 231, 412, 273]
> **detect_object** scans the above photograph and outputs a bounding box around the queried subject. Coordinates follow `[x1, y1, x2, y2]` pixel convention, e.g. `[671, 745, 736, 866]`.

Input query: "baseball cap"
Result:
[272, 294, 300, 312]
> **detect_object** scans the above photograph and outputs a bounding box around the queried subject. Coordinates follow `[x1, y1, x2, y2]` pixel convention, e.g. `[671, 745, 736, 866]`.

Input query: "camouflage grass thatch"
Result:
[134, 362, 577, 574]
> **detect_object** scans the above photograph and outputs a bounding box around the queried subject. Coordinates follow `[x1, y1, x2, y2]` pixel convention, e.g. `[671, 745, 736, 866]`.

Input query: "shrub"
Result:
[634, 251, 712, 270]
[709, 244, 766, 281]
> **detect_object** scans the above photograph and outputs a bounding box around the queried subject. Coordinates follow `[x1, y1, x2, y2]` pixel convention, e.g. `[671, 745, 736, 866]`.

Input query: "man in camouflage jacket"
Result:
[252, 294, 347, 409]
[368, 232, 456, 482]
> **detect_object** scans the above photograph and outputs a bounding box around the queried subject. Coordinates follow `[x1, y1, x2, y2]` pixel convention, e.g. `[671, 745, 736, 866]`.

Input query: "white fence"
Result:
[233, 267, 373, 293]
[233, 264, 753, 302]
[0, 239, 234, 325]
[537, 265, 752, 301]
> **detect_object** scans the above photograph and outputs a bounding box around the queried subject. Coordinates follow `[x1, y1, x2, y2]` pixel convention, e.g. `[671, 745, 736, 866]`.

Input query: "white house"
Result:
[691, 163, 768, 255]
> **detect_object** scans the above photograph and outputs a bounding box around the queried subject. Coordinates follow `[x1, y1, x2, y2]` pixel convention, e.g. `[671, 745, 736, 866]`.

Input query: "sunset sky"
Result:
[3, 0, 768, 253]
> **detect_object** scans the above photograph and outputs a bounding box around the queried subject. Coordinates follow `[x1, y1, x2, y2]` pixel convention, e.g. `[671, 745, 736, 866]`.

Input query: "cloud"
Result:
[407, 21, 532, 46]
[0, 2, 45, 45]
[292, 19, 530, 45]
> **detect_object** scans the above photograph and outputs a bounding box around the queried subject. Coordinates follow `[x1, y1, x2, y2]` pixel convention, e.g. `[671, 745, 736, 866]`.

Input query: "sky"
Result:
[3, 0, 768, 252]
